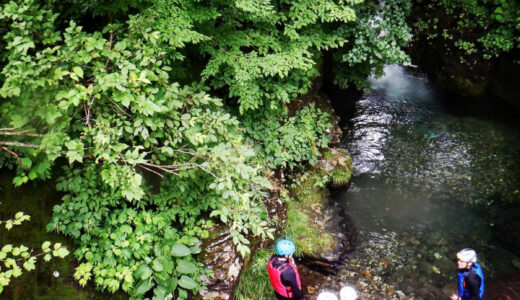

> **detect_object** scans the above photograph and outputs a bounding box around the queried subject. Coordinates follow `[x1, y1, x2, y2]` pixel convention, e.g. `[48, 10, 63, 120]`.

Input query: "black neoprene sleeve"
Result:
[280, 268, 304, 300]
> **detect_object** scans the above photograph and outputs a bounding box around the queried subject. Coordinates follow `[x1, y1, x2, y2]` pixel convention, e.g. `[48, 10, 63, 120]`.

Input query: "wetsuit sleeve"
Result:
[280, 268, 304, 300]
[465, 273, 482, 300]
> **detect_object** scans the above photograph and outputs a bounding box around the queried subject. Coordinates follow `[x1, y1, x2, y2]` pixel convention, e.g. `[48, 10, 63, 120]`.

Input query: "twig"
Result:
[137, 164, 164, 178]
[0, 131, 43, 137]
[83, 97, 93, 126]
[106, 97, 132, 118]
[0, 141, 39, 149]
[0, 146, 29, 172]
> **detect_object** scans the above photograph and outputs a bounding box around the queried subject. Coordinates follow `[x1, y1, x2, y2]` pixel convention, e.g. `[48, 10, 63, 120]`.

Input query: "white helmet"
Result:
[457, 248, 477, 263]
[340, 286, 358, 300]
[317, 292, 338, 300]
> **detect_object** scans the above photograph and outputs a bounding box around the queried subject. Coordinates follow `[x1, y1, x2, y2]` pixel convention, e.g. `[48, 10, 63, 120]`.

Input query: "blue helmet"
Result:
[275, 239, 295, 256]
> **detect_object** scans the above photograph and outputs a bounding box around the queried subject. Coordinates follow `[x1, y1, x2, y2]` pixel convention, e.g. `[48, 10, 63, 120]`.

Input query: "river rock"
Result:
[418, 261, 436, 275]
[435, 256, 454, 275]
[395, 290, 407, 300]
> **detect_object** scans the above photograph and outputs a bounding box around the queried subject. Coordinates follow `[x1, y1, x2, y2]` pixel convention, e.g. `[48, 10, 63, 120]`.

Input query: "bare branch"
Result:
[0, 146, 29, 172]
[83, 96, 94, 127]
[137, 161, 217, 178]
[0, 141, 39, 149]
[137, 164, 164, 178]
[0, 130, 44, 137]
[106, 97, 132, 118]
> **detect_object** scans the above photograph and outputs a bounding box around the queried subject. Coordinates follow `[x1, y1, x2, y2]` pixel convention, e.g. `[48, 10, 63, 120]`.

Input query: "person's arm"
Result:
[465, 273, 482, 300]
[280, 268, 304, 300]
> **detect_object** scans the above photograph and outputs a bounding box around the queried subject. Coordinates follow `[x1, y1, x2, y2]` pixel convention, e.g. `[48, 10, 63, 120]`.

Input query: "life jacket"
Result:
[267, 256, 302, 298]
[457, 262, 485, 299]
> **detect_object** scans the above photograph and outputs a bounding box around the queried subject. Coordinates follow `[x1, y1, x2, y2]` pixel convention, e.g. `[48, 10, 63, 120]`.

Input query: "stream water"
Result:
[332, 65, 520, 299]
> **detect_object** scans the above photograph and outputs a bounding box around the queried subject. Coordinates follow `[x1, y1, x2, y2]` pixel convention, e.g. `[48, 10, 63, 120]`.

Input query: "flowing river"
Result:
[332, 65, 520, 299]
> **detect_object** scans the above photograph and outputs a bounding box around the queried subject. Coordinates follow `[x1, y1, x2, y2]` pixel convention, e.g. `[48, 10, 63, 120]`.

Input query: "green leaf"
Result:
[176, 260, 197, 274]
[178, 275, 197, 290]
[42, 241, 51, 250]
[23, 261, 36, 271]
[73, 66, 84, 78]
[53, 247, 70, 258]
[20, 158, 32, 169]
[152, 259, 163, 272]
[139, 265, 153, 280]
[134, 280, 153, 295]
[153, 285, 167, 300]
[171, 244, 190, 257]
[85, 252, 94, 260]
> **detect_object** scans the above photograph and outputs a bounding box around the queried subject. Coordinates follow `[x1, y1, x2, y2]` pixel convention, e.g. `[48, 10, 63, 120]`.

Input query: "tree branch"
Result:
[0, 146, 29, 172]
[136, 164, 164, 178]
[0, 141, 40, 149]
[0, 130, 44, 137]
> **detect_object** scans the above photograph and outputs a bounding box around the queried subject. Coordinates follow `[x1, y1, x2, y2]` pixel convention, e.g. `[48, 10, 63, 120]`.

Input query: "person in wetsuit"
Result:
[267, 239, 304, 300]
[450, 248, 485, 300]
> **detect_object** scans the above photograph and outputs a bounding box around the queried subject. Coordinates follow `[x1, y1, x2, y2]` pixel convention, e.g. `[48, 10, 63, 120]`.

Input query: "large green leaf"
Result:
[176, 259, 197, 274]
[152, 258, 163, 272]
[134, 280, 153, 295]
[178, 275, 197, 290]
[171, 244, 190, 257]
[136, 265, 153, 280]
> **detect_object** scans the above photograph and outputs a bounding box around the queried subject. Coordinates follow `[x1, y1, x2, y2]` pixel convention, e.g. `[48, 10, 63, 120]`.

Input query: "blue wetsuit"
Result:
[457, 262, 484, 300]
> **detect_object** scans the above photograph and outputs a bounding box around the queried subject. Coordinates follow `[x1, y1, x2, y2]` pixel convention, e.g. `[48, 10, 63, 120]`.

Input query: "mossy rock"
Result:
[315, 148, 353, 190]
[287, 170, 336, 256]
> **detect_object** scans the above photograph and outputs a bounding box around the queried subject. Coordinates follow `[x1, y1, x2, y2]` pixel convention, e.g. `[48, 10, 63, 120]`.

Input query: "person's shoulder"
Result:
[466, 271, 482, 282]
[270, 255, 285, 267]
[280, 265, 296, 277]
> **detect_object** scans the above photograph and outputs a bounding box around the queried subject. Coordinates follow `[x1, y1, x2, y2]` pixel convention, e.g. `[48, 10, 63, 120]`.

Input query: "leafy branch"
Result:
[0, 212, 69, 294]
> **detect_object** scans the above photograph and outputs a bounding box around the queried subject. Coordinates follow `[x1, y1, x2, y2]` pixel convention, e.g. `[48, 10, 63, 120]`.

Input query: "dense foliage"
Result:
[0, 0, 412, 298]
[413, 0, 520, 62]
[333, 0, 412, 88]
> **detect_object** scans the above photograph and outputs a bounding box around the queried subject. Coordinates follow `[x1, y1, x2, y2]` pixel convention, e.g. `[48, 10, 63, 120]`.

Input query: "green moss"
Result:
[282, 147, 353, 256]
[285, 204, 335, 255]
[286, 171, 336, 256]
[234, 249, 276, 300]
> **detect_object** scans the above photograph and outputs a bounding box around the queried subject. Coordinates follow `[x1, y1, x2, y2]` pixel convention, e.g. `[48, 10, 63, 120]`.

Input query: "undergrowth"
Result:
[234, 249, 276, 300]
